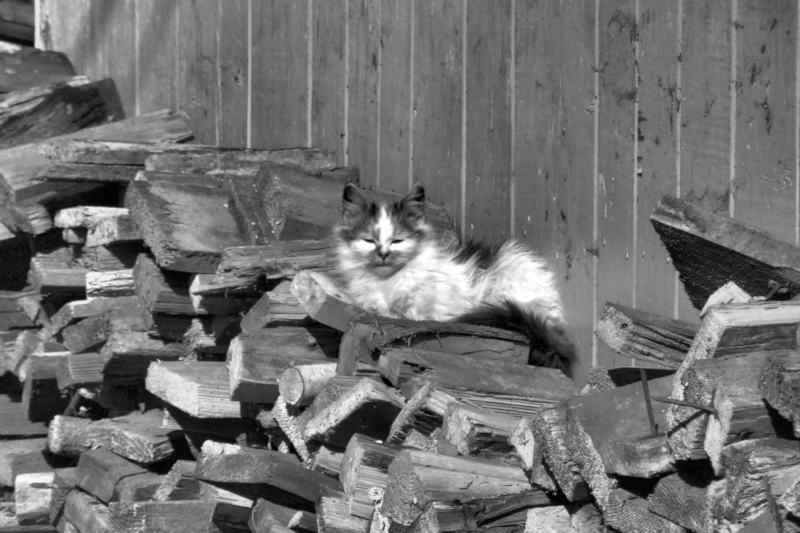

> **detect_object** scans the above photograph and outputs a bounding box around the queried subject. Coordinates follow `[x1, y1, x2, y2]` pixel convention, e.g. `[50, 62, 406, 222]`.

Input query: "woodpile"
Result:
[3, 49, 800, 533]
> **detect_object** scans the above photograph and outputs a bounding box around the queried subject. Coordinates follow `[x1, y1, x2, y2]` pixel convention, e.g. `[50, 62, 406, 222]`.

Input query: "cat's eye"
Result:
[363, 238, 375, 244]
[392, 239, 404, 244]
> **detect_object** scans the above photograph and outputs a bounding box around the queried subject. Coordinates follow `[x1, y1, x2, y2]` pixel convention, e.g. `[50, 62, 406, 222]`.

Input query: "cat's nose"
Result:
[377, 248, 390, 259]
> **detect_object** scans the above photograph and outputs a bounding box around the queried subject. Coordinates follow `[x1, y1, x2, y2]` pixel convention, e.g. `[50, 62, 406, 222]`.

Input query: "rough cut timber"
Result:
[651, 195, 800, 309]
[595, 302, 697, 369]
[340, 434, 404, 518]
[337, 313, 530, 376]
[381, 448, 532, 528]
[146, 361, 249, 419]
[213, 239, 337, 286]
[29, 250, 88, 295]
[132, 253, 196, 315]
[441, 402, 520, 462]
[14, 471, 54, 525]
[0, 437, 55, 487]
[508, 416, 558, 494]
[303, 378, 406, 448]
[601, 486, 686, 533]
[386, 381, 457, 444]
[716, 438, 800, 530]
[85, 269, 134, 299]
[0, 109, 192, 207]
[290, 270, 362, 331]
[759, 350, 800, 437]
[584, 366, 676, 394]
[646, 468, 720, 533]
[53, 206, 129, 229]
[63, 490, 112, 533]
[0, 49, 75, 93]
[0, 376, 49, 437]
[145, 146, 336, 175]
[125, 179, 246, 273]
[378, 346, 576, 417]
[85, 212, 141, 247]
[74, 447, 149, 504]
[107, 499, 214, 533]
[0, 77, 120, 151]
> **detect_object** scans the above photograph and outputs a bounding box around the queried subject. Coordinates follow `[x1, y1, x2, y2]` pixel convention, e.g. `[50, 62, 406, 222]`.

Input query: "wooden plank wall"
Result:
[37, 0, 800, 386]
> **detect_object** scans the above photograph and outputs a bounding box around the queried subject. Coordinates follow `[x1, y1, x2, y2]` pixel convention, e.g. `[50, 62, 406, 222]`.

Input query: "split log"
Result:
[523, 506, 573, 533]
[667, 301, 800, 460]
[290, 270, 362, 332]
[74, 448, 149, 504]
[759, 350, 800, 437]
[595, 302, 697, 369]
[304, 378, 405, 448]
[188, 273, 259, 313]
[386, 381, 457, 444]
[249, 497, 317, 533]
[377, 346, 576, 417]
[48, 411, 180, 464]
[337, 314, 530, 376]
[63, 490, 112, 533]
[125, 179, 246, 273]
[133, 253, 196, 315]
[45, 296, 141, 338]
[213, 239, 337, 286]
[340, 434, 404, 518]
[53, 207, 128, 229]
[601, 486, 686, 533]
[279, 362, 338, 407]
[441, 402, 520, 464]
[107, 499, 214, 533]
[0, 49, 75, 93]
[381, 449, 532, 528]
[651, 195, 800, 308]
[146, 361, 250, 418]
[14, 471, 54, 525]
[646, 468, 721, 533]
[85, 270, 134, 299]
[29, 251, 87, 295]
[315, 492, 370, 533]
[195, 441, 342, 504]
[85, 212, 141, 247]
[240, 283, 306, 331]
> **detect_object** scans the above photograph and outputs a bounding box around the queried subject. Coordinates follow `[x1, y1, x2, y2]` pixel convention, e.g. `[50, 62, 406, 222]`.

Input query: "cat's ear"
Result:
[342, 183, 369, 223]
[399, 183, 426, 222]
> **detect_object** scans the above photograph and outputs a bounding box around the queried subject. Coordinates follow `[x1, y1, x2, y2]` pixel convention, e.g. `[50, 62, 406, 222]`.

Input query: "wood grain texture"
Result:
[596, 0, 637, 369]
[311, 0, 346, 164]
[218, 0, 248, 147]
[636, 0, 680, 319]
[346, 0, 380, 186]
[177, 0, 220, 145]
[87, 0, 136, 117]
[378, 0, 412, 193]
[137, 0, 179, 114]
[464, 0, 511, 242]
[412, 0, 463, 230]
[513, 0, 596, 385]
[733, 0, 797, 243]
[251, 0, 309, 149]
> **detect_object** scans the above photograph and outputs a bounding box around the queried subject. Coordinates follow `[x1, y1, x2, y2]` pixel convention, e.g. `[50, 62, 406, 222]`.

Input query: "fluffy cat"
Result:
[332, 183, 576, 377]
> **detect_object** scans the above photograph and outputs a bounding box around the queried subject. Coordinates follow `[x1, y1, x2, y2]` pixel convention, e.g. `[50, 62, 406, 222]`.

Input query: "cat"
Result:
[332, 182, 576, 377]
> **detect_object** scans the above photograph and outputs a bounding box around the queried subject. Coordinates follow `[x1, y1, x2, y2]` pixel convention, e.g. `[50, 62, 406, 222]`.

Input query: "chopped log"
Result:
[564, 376, 675, 518]
[602, 486, 686, 533]
[0, 49, 75, 93]
[506, 417, 558, 494]
[340, 434, 404, 518]
[595, 302, 697, 369]
[524, 506, 573, 533]
[195, 441, 343, 504]
[75, 448, 148, 503]
[290, 270, 362, 332]
[667, 301, 800, 460]
[1, 108, 191, 207]
[441, 402, 520, 463]
[124, 180, 246, 273]
[303, 378, 405, 448]
[381, 449, 532, 528]
[61, 315, 109, 353]
[62, 490, 111, 533]
[759, 350, 800, 437]
[527, 405, 589, 502]
[29, 252, 87, 295]
[378, 346, 576, 416]
[186, 274, 255, 316]
[107, 499, 214, 533]
[700, 280, 752, 316]
[780, 474, 800, 517]
[213, 239, 337, 287]
[598, 435, 675, 478]
[279, 362, 338, 407]
[337, 314, 530, 376]
[133, 253, 196, 315]
[46, 296, 141, 338]
[651, 195, 800, 308]
[315, 492, 370, 533]
[0, 78, 120, 151]
[85, 270, 134, 299]
[716, 438, 800, 528]
[146, 361, 250, 418]
[386, 381, 457, 444]
[50, 467, 78, 526]
[53, 207, 129, 229]
[14, 472, 54, 525]
[85, 212, 141, 247]
[647, 469, 722, 533]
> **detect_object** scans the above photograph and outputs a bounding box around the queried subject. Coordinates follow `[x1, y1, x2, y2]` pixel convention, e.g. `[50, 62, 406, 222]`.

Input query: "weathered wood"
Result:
[213, 239, 337, 286]
[315, 492, 370, 533]
[85, 270, 134, 299]
[667, 301, 800, 461]
[337, 314, 530, 376]
[125, 179, 246, 273]
[780, 474, 800, 518]
[523, 506, 573, 533]
[598, 435, 675, 478]
[595, 302, 697, 369]
[29, 252, 87, 295]
[279, 362, 337, 407]
[0, 438, 53, 487]
[340, 434, 404, 518]
[146, 361, 249, 419]
[74, 448, 148, 504]
[248, 497, 316, 533]
[386, 381, 457, 444]
[61, 315, 110, 353]
[53, 207, 128, 229]
[14, 472, 54, 525]
[382, 449, 532, 528]
[0, 49, 75, 93]
[759, 350, 800, 438]
[0, 375, 49, 437]
[61, 227, 85, 244]
[85, 213, 141, 247]
[132, 253, 196, 315]
[49, 467, 78, 526]
[441, 402, 520, 464]
[304, 378, 405, 448]
[62, 490, 111, 533]
[195, 442, 342, 504]
[651, 195, 800, 309]
[378, 346, 576, 416]
[507, 417, 558, 494]
[76, 243, 143, 272]
[188, 273, 259, 314]
[145, 147, 336, 175]
[700, 281, 752, 316]
[646, 468, 720, 533]
[0, 0, 33, 42]
[161, 406, 259, 444]
[601, 486, 686, 533]
[291, 270, 362, 332]
[107, 499, 214, 533]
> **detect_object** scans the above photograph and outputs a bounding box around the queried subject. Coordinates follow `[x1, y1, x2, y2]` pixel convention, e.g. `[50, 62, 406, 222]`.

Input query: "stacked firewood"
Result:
[4, 49, 800, 533]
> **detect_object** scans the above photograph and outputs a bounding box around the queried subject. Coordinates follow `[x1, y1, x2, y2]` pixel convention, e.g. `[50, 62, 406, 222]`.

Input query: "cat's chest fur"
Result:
[338, 244, 478, 321]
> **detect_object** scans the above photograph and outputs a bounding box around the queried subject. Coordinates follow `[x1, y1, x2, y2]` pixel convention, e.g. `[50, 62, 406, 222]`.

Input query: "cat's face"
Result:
[336, 183, 429, 279]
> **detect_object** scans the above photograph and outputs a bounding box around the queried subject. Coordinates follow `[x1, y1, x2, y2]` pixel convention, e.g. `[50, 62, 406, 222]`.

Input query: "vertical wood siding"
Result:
[41, 0, 800, 385]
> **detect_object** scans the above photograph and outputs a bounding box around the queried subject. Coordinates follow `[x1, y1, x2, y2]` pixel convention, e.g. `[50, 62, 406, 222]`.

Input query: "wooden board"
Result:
[311, 0, 346, 165]
[0, 49, 75, 93]
[464, 0, 511, 242]
[88, 0, 136, 117]
[218, 0, 248, 147]
[136, 0, 179, 114]
[250, 0, 308, 149]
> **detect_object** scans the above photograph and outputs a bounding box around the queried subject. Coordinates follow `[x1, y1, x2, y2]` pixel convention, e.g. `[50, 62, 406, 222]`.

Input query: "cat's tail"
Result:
[456, 300, 577, 378]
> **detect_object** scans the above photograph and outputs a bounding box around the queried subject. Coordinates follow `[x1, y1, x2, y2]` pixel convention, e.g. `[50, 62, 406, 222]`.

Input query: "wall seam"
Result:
[246, 0, 252, 148]
[729, 0, 737, 218]
[307, 0, 314, 148]
[509, 0, 516, 238]
[408, 0, 415, 190]
[674, 0, 683, 319]
[376, 0, 383, 188]
[592, 0, 600, 368]
[460, 1, 468, 240]
[343, 0, 350, 166]
[215, 0, 222, 146]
